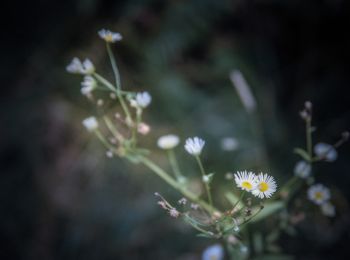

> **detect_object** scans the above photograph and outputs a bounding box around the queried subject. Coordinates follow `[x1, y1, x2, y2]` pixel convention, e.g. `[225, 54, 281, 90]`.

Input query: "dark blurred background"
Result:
[1, 0, 350, 259]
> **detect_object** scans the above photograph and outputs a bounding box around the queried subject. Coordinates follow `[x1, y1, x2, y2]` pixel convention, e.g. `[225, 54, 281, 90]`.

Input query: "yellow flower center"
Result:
[259, 182, 269, 192]
[242, 181, 252, 190]
[315, 191, 323, 200]
[105, 34, 113, 42]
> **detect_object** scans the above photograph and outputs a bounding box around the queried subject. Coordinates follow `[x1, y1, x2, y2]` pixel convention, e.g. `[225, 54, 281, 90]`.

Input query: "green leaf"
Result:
[225, 192, 244, 208]
[250, 202, 285, 223]
[293, 148, 311, 161]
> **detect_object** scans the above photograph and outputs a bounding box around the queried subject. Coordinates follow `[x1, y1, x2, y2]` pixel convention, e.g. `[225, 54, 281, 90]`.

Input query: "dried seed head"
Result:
[157, 201, 167, 210]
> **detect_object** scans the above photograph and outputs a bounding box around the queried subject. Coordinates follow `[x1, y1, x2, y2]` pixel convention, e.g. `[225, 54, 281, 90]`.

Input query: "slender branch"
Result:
[140, 156, 218, 214]
[105, 43, 132, 123]
[195, 156, 213, 207]
[167, 149, 185, 182]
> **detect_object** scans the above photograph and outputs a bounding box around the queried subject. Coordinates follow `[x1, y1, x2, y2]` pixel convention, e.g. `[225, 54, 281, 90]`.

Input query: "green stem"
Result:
[105, 43, 132, 124]
[140, 156, 218, 214]
[195, 156, 213, 208]
[94, 129, 113, 150]
[167, 149, 185, 182]
[183, 214, 213, 235]
[103, 116, 124, 142]
[231, 191, 245, 213]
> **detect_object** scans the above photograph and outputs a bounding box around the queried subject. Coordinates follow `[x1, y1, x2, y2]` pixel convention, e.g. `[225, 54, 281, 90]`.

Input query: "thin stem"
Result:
[131, 108, 142, 146]
[103, 116, 124, 142]
[140, 156, 218, 214]
[231, 191, 245, 214]
[105, 43, 132, 123]
[183, 214, 213, 235]
[195, 156, 213, 208]
[94, 129, 113, 150]
[167, 149, 185, 182]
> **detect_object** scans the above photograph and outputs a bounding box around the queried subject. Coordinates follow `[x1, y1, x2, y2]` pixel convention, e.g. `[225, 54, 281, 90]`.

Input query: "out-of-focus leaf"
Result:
[251, 202, 285, 223]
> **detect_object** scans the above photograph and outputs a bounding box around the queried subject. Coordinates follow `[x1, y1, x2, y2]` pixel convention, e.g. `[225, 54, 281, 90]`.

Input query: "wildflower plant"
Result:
[67, 30, 348, 259]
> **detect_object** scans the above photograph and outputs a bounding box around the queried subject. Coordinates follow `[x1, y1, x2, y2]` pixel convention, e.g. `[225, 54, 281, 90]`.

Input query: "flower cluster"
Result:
[234, 171, 277, 199]
[67, 30, 347, 259]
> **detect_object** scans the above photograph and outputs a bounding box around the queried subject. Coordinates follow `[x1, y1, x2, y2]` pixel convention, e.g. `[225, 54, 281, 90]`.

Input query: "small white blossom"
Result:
[82, 116, 98, 132]
[202, 175, 210, 183]
[66, 58, 95, 75]
[66, 57, 84, 74]
[184, 137, 205, 156]
[178, 198, 187, 205]
[106, 150, 113, 158]
[190, 203, 199, 210]
[81, 76, 96, 96]
[202, 244, 224, 260]
[314, 142, 338, 162]
[252, 173, 277, 199]
[307, 184, 331, 205]
[81, 59, 95, 74]
[321, 202, 335, 217]
[98, 29, 122, 43]
[135, 92, 152, 108]
[294, 160, 311, 178]
[234, 171, 258, 192]
[157, 134, 180, 149]
[220, 137, 239, 151]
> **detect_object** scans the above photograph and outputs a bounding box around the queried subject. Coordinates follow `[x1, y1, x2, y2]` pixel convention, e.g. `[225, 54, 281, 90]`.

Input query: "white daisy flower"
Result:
[321, 202, 335, 217]
[220, 137, 239, 151]
[184, 137, 205, 156]
[98, 29, 122, 43]
[157, 134, 180, 149]
[252, 173, 277, 199]
[80, 76, 97, 96]
[66, 57, 84, 74]
[202, 244, 224, 260]
[82, 116, 98, 132]
[134, 92, 152, 108]
[307, 184, 330, 205]
[314, 142, 337, 162]
[294, 160, 311, 178]
[234, 170, 258, 192]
